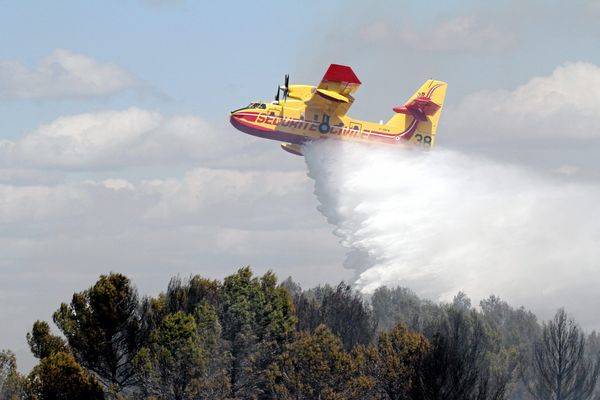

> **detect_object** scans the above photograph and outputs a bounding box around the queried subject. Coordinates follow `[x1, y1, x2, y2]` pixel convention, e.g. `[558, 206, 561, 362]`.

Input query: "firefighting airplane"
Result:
[230, 64, 447, 156]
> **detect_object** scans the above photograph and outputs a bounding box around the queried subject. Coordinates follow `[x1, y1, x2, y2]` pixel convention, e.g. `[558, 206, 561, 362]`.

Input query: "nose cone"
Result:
[230, 110, 245, 130]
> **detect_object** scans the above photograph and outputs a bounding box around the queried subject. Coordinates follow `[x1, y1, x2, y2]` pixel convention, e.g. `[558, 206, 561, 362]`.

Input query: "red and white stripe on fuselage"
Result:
[229, 111, 420, 145]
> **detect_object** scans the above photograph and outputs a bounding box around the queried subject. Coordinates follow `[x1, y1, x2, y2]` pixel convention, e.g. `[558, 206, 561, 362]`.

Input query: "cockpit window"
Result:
[245, 102, 267, 109]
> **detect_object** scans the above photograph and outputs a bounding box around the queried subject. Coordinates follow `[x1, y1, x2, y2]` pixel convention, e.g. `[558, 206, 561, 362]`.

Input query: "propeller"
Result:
[274, 74, 290, 103]
[282, 74, 290, 101]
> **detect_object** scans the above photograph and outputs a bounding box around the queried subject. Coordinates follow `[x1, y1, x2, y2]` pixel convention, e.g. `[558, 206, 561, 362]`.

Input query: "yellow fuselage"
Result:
[231, 100, 417, 145]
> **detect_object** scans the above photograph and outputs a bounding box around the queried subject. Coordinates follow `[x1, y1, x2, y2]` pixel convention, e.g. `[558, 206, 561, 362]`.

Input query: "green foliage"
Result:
[166, 275, 222, 315]
[26, 352, 104, 400]
[267, 325, 358, 399]
[135, 311, 207, 400]
[52, 273, 144, 391]
[221, 267, 297, 397]
[371, 286, 422, 332]
[190, 303, 231, 399]
[357, 323, 431, 399]
[27, 321, 68, 360]
[479, 295, 540, 400]
[0, 350, 25, 400]
[291, 283, 376, 351]
[16, 269, 591, 400]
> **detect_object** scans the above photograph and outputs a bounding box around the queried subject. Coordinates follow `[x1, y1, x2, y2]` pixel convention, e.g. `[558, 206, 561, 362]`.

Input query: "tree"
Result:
[27, 321, 68, 360]
[419, 306, 514, 400]
[479, 296, 540, 350]
[480, 295, 540, 400]
[525, 308, 600, 400]
[452, 291, 472, 311]
[165, 275, 222, 315]
[371, 286, 422, 332]
[26, 352, 104, 400]
[293, 283, 376, 351]
[356, 323, 430, 400]
[293, 290, 322, 334]
[221, 267, 296, 398]
[267, 325, 358, 399]
[279, 277, 302, 298]
[135, 311, 207, 400]
[189, 302, 231, 399]
[0, 350, 24, 400]
[321, 283, 376, 350]
[53, 273, 144, 391]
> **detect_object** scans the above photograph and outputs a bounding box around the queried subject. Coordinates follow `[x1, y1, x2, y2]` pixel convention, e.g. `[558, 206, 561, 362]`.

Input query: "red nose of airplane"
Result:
[229, 111, 244, 129]
[230, 110, 245, 120]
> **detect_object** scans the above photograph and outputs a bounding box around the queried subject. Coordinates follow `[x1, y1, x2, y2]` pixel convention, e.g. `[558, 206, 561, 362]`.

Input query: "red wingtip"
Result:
[322, 64, 361, 84]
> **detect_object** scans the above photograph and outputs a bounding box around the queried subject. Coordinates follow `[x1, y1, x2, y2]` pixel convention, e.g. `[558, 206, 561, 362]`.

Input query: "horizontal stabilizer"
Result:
[393, 97, 441, 121]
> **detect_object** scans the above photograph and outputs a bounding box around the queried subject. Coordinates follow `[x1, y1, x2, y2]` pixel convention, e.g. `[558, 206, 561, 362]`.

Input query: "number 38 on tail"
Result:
[230, 64, 447, 156]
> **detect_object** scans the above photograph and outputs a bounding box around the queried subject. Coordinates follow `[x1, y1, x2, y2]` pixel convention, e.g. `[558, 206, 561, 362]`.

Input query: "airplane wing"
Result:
[305, 64, 361, 117]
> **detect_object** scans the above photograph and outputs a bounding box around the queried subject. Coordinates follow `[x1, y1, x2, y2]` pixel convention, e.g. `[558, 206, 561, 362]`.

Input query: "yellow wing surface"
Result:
[301, 64, 363, 122]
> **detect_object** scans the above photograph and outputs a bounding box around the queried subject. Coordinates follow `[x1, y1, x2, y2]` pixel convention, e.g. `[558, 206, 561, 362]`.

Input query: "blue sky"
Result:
[2, 0, 600, 371]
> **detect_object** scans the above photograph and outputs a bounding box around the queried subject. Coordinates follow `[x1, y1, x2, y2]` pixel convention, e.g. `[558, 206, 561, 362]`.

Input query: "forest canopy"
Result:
[1, 267, 599, 400]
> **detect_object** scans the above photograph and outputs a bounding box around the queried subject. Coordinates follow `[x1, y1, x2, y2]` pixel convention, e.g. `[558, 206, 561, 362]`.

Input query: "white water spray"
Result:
[304, 141, 600, 325]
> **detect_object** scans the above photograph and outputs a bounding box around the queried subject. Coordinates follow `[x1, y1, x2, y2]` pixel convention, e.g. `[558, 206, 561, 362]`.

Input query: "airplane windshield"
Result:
[231, 102, 267, 114]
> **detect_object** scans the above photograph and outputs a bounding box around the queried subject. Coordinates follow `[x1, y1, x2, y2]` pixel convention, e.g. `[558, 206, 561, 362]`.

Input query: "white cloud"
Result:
[0, 168, 63, 186]
[360, 16, 516, 53]
[0, 49, 139, 99]
[141, 168, 309, 227]
[446, 62, 600, 144]
[0, 183, 91, 225]
[0, 167, 311, 229]
[0, 164, 349, 371]
[1, 108, 222, 169]
[554, 164, 579, 176]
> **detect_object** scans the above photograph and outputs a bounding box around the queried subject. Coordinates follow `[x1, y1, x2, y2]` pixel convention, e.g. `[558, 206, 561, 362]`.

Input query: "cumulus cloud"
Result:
[142, 168, 308, 227]
[360, 16, 516, 53]
[0, 108, 222, 169]
[0, 49, 139, 99]
[0, 167, 310, 231]
[0, 184, 91, 225]
[447, 62, 600, 143]
[0, 164, 349, 371]
[0, 168, 64, 186]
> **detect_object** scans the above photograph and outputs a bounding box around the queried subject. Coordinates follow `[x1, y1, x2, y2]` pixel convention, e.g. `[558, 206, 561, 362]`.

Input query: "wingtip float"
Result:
[230, 64, 447, 156]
